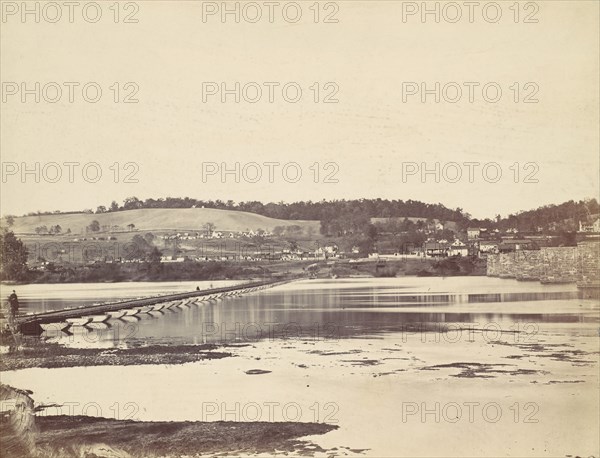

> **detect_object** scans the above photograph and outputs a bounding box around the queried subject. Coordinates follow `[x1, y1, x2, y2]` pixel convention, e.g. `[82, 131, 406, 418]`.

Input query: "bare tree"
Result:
[203, 222, 216, 237]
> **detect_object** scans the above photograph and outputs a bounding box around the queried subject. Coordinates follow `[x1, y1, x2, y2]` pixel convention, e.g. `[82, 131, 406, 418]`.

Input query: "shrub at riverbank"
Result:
[22, 261, 271, 284]
[4, 256, 486, 284]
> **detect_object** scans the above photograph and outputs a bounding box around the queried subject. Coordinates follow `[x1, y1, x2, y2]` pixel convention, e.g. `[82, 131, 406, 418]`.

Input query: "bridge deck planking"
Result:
[17, 278, 292, 335]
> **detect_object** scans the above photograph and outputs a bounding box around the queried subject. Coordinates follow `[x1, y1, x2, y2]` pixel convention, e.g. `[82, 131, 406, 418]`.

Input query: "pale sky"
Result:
[1, 1, 598, 219]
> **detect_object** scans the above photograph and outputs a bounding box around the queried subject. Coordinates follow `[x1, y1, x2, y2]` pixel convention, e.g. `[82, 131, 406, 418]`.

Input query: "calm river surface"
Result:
[2, 277, 599, 457]
[3, 277, 596, 347]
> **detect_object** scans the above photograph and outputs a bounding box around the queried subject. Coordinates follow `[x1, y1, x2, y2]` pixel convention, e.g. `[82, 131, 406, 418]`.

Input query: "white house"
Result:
[160, 256, 185, 263]
[579, 218, 600, 233]
[315, 244, 339, 259]
[479, 241, 499, 255]
[467, 228, 480, 240]
[448, 240, 468, 257]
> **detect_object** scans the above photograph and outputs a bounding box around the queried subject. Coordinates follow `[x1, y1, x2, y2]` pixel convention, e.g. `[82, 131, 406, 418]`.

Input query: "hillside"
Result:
[6, 208, 320, 235]
[370, 217, 458, 231]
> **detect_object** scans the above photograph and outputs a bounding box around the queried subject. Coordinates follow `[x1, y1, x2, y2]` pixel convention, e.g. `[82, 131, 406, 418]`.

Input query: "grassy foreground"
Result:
[1, 407, 338, 458]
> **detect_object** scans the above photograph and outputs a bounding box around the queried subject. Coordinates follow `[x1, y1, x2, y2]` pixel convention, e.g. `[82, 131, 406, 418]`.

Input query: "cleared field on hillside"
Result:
[7, 208, 320, 235]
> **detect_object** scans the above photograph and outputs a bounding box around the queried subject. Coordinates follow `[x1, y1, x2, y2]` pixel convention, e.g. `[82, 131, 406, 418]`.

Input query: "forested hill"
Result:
[491, 199, 599, 232]
[14, 197, 468, 224]
[5, 197, 598, 235]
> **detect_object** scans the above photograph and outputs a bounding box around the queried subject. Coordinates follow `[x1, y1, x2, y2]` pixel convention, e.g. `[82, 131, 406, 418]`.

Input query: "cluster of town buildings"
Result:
[372, 217, 600, 260]
[30, 217, 600, 266]
[160, 244, 340, 263]
[420, 228, 523, 258]
[422, 219, 600, 259]
[159, 229, 272, 240]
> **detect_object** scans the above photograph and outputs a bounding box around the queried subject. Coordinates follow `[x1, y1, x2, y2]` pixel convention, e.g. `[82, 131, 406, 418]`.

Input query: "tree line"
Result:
[492, 199, 599, 233]
[95, 196, 469, 224]
[9, 197, 598, 236]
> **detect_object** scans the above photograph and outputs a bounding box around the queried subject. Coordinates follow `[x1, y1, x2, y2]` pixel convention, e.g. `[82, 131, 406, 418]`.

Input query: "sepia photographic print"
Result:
[1, 1, 599, 457]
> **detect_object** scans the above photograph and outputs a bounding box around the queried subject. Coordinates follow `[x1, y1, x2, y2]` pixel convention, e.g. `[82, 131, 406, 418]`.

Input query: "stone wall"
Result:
[577, 241, 600, 288]
[487, 240, 599, 287]
[539, 247, 578, 283]
[486, 251, 543, 280]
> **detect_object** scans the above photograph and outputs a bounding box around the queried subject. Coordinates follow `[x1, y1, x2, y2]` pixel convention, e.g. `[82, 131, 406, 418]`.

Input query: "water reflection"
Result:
[1, 280, 240, 314]
[21, 277, 597, 348]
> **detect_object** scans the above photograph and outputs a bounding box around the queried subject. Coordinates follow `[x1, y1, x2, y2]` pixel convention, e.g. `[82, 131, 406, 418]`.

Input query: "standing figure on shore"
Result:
[8, 290, 19, 324]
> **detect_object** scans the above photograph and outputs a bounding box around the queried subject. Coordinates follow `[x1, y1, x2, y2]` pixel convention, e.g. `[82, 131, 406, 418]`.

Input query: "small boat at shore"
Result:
[150, 304, 166, 312]
[107, 311, 126, 320]
[122, 308, 140, 316]
[40, 322, 71, 333]
[86, 314, 110, 323]
[87, 322, 111, 330]
[120, 315, 141, 322]
[66, 317, 93, 327]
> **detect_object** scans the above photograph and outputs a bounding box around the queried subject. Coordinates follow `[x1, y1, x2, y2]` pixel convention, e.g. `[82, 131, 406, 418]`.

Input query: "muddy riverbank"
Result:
[2, 414, 338, 458]
[0, 340, 234, 371]
[1, 384, 338, 458]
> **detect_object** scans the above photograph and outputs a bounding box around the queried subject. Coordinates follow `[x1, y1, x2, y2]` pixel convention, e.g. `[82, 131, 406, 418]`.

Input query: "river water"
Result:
[2, 277, 599, 457]
[2, 277, 595, 347]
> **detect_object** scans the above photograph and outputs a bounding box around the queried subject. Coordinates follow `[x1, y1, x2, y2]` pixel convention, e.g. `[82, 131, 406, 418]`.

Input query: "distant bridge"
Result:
[17, 278, 293, 335]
